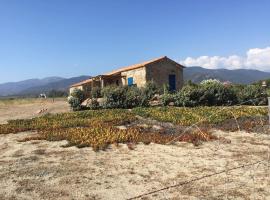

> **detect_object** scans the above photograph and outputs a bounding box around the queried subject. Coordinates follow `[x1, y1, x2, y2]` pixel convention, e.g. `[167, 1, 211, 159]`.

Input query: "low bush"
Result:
[101, 82, 158, 109]
[174, 84, 202, 107]
[70, 88, 84, 102]
[161, 93, 176, 106]
[237, 84, 268, 105]
[71, 79, 269, 110]
[199, 82, 238, 106]
[91, 87, 101, 98]
[102, 86, 128, 109]
[68, 88, 85, 111]
[68, 96, 81, 111]
[166, 80, 240, 107]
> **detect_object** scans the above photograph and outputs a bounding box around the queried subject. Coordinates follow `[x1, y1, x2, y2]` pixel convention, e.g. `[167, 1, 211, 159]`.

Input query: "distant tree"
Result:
[47, 90, 68, 98]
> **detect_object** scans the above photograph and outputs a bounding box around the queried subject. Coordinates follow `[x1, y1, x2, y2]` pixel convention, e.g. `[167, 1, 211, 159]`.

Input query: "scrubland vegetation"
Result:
[68, 79, 270, 111]
[0, 79, 268, 151]
[0, 106, 267, 150]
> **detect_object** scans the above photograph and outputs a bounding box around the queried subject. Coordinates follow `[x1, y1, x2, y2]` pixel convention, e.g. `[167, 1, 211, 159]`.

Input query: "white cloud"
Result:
[180, 47, 270, 71]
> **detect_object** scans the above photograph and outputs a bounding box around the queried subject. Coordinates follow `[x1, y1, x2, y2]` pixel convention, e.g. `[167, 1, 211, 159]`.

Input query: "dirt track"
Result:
[0, 98, 69, 124]
[0, 130, 269, 200]
[0, 100, 270, 199]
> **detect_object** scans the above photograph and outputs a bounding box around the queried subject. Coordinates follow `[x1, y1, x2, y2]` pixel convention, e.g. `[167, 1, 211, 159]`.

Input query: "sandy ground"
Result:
[0, 100, 269, 199]
[0, 130, 269, 200]
[0, 98, 70, 124]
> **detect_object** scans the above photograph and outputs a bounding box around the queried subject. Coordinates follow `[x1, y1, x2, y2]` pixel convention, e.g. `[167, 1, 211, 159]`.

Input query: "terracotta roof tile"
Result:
[70, 78, 92, 87]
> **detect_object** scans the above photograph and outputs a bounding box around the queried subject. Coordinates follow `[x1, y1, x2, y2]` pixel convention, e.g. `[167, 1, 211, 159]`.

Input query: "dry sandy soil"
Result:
[0, 98, 70, 124]
[0, 100, 269, 200]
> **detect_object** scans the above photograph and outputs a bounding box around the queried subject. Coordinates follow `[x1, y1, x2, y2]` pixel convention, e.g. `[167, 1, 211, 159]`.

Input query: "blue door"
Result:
[127, 77, 134, 86]
[169, 74, 176, 91]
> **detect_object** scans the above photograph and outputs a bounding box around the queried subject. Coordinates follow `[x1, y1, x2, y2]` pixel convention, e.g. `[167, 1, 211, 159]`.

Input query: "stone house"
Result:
[69, 56, 185, 96]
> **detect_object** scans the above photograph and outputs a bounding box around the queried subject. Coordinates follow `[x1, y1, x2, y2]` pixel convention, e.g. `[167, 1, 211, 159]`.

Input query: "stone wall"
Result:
[121, 67, 147, 87]
[146, 59, 184, 91]
[69, 86, 83, 94]
[69, 84, 91, 97]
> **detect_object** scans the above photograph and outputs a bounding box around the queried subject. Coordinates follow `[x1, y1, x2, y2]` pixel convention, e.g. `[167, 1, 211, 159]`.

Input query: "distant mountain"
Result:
[0, 77, 64, 96]
[0, 76, 90, 96]
[19, 76, 90, 95]
[1, 66, 269, 96]
[184, 67, 270, 84]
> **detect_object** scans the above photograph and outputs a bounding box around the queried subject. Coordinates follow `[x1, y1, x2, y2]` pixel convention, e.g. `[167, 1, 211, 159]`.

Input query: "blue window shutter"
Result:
[128, 77, 134, 86]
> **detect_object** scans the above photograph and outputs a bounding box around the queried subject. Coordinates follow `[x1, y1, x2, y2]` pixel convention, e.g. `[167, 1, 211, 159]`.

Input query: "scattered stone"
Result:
[37, 108, 48, 114]
[168, 102, 175, 106]
[137, 124, 151, 128]
[152, 125, 163, 130]
[81, 98, 92, 106]
[97, 98, 105, 106]
[149, 100, 163, 106]
[151, 94, 161, 101]
[116, 125, 127, 130]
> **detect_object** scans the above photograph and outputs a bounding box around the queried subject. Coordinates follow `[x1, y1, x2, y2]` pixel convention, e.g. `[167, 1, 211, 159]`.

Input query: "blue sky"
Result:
[0, 0, 270, 83]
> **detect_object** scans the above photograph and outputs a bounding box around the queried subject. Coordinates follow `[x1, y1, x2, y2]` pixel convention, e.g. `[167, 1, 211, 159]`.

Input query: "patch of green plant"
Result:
[132, 106, 268, 126]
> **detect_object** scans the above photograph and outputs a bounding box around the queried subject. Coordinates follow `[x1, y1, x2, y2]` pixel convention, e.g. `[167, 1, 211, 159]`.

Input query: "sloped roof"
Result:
[70, 56, 185, 87]
[70, 78, 92, 87]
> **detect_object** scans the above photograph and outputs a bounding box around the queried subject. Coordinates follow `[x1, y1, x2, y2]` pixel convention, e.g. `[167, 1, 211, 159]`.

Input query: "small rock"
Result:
[81, 98, 92, 106]
[137, 124, 150, 128]
[168, 102, 175, 106]
[151, 94, 161, 101]
[36, 108, 48, 114]
[152, 125, 163, 130]
[116, 125, 127, 130]
[97, 98, 105, 105]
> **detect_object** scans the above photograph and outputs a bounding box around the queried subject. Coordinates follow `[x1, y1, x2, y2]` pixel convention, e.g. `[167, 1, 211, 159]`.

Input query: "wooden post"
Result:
[101, 77, 104, 88]
[268, 97, 270, 126]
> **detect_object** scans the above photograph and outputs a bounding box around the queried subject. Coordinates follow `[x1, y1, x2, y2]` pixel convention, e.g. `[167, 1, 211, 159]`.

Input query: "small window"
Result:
[127, 77, 134, 86]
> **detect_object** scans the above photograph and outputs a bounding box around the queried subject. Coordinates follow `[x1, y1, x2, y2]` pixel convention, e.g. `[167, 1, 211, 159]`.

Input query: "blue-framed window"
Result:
[127, 77, 134, 86]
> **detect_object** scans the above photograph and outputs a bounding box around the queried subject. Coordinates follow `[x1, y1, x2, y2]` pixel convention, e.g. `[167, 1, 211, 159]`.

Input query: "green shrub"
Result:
[267, 89, 270, 97]
[199, 82, 238, 106]
[125, 86, 143, 108]
[101, 83, 158, 109]
[143, 81, 159, 99]
[175, 85, 202, 107]
[171, 80, 238, 107]
[161, 93, 176, 106]
[70, 88, 84, 103]
[68, 88, 85, 111]
[68, 96, 81, 111]
[102, 86, 128, 109]
[91, 87, 101, 98]
[162, 84, 170, 95]
[238, 84, 267, 105]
